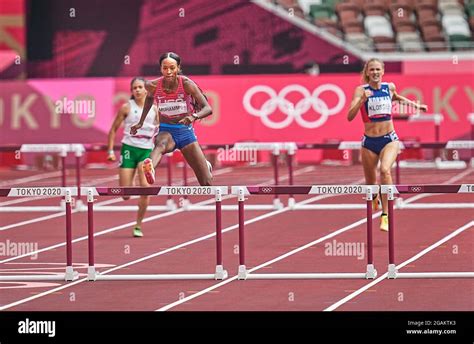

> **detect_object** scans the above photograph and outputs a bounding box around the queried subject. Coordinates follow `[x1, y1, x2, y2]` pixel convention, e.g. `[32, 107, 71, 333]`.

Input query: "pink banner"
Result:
[190, 74, 473, 144]
[0, 74, 472, 147]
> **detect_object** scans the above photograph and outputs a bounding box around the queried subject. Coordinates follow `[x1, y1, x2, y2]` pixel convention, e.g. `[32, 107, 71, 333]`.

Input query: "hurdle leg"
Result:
[272, 147, 283, 209]
[64, 189, 78, 281]
[387, 187, 398, 279]
[365, 187, 377, 279]
[214, 189, 227, 280]
[166, 154, 177, 209]
[237, 188, 247, 279]
[287, 148, 295, 208]
[182, 157, 190, 209]
[87, 189, 96, 281]
[75, 153, 84, 210]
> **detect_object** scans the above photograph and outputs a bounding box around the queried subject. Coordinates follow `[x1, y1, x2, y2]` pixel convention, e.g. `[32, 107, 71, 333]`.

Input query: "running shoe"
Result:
[380, 214, 389, 232]
[142, 158, 155, 184]
[133, 227, 143, 237]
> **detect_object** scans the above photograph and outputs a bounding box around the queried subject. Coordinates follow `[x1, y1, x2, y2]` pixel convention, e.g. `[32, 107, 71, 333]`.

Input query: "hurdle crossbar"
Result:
[233, 185, 379, 280]
[84, 186, 229, 281]
[382, 184, 474, 279]
[0, 187, 79, 281]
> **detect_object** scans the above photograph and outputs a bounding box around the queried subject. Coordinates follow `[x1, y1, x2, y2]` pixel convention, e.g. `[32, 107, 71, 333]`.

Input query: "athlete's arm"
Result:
[390, 83, 428, 112]
[179, 77, 212, 125]
[107, 103, 129, 161]
[130, 80, 157, 135]
[348, 86, 371, 121]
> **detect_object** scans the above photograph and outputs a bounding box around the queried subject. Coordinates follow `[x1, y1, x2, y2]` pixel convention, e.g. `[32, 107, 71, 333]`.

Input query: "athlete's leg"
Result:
[143, 132, 176, 184]
[379, 141, 399, 213]
[361, 147, 379, 185]
[149, 132, 176, 167]
[129, 161, 151, 237]
[180, 142, 212, 186]
[118, 168, 135, 201]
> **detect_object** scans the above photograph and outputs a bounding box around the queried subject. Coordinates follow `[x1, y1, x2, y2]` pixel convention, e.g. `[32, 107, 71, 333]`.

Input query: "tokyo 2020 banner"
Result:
[0, 74, 472, 145]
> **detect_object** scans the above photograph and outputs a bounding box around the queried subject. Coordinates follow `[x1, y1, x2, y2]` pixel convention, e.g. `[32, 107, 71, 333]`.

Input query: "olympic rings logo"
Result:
[261, 187, 273, 193]
[242, 84, 346, 129]
[110, 188, 122, 194]
[410, 186, 422, 193]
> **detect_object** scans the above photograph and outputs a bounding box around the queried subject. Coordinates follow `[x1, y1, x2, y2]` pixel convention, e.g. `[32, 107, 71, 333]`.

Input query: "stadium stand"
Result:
[274, 0, 474, 52]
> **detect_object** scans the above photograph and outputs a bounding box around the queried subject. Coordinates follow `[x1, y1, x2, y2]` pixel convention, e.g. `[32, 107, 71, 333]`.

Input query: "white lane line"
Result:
[0, 167, 234, 231]
[324, 220, 473, 312]
[0, 171, 62, 187]
[0, 166, 310, 261]
[155, 170, 473, 311]
[0, 166, 319, 309]
[3, 168, 470, 310]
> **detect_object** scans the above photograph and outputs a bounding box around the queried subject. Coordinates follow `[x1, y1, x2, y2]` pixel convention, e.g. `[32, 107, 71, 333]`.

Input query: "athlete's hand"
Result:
[178, 115, 195, 126]
[107, 151, 116, 161]
[130, 123, 142, 135]
[361, 90, 373, 101]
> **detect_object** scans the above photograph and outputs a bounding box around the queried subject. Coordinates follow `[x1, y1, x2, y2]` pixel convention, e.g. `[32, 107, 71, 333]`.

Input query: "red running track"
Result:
[0, 165, 472, 311]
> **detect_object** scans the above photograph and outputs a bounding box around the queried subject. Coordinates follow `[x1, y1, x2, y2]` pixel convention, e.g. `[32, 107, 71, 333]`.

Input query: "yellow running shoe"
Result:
[142, 158, 155, 184]
[380, 214, 389, 232]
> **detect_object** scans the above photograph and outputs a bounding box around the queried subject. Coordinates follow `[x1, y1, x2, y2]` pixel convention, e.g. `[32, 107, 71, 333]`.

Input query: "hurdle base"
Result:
[393, 272, 474, 279]
[185, 204, 277, 211]
[243, 272, 371, 279]
[387, 264, 398, 279]
[292, 204, 366, 210]
[214, 265, 228, 280]
[181, 198, 191, 210]
[288, 197, 296, 209]
[365, 264, 377, 279]
[273, 198, 284, 210]
[0, 275, 68, 281]
[75, 199, 85, 211]
[87, 266, 97, 281]
[238, 265, 248, 280]
[65, 266, 79, 281]
[166, 198, 177, 210]
[93, 273, 220, 280]
[435, 158, 466, 169]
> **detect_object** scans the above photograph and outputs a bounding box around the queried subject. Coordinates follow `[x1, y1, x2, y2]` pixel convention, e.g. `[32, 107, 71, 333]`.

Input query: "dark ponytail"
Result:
[130, 77, 146, 100]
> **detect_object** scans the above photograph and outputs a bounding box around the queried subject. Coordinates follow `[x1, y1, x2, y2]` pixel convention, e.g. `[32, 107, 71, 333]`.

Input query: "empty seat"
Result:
[442, 14, 471, 37]
[364, 15, 395, 38]
[297, 0, 324, 15]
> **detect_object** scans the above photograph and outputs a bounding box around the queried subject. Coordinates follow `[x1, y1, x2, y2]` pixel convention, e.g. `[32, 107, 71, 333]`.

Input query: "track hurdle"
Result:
[0, 187, 78, 281]
[184, 142, 298, 211]
[233, 185, 379, 280]
[382, 184, 474, 279]
[0, 144, 85, 212]
[83, 186, 229, 281]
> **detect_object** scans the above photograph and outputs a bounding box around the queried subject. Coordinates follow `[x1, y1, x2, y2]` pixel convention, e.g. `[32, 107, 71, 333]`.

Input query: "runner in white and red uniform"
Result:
[130, 52, 213, 186]
[348, 58, 428, 231]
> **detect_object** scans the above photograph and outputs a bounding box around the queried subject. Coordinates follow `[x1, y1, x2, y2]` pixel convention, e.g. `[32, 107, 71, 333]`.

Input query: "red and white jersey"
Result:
[154, 76, 194, 124]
